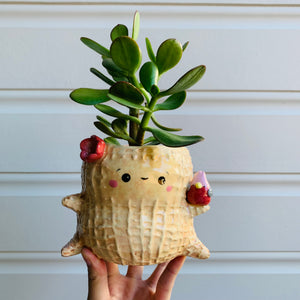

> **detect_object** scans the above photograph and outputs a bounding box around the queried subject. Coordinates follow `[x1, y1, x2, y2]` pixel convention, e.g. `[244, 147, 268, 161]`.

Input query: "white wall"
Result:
[1, 2, 300, 299]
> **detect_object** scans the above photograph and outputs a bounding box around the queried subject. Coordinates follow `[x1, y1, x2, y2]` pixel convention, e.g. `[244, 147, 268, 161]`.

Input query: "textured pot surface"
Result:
[62, 144, 210, 265]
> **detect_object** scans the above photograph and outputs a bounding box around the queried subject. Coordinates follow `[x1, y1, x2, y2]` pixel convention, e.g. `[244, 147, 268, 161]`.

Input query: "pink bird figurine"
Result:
[187, 171, 212, 206]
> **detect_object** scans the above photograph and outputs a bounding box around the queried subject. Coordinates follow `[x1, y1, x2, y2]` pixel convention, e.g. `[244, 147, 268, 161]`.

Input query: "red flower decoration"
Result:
[80, 135, 105, 163]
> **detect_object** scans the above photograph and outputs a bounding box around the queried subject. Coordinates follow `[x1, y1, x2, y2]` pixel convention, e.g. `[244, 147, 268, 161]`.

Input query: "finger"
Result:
[105, 261, 120, 277]
[81, 248, 110, 299]
[126, 265, 144, 279]
[155, 256, 186, 300]
[145, 262, 168, 289]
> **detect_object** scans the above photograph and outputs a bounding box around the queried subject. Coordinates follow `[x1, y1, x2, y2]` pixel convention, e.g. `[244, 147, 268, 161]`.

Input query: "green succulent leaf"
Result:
[110, 36, 142, 74]
[104, 137, 121, 145]
[160, 65, 206, 96]
[108, 94, 148, 111]
[90, 68, 115, 86]
[182, 41, 189, 52]
[156, 39, 183, 75]
[109, 81, 144, 104]
[102, 57, 128, 81]
[112, 118, 128, 136]
[95, 104, 141, 124]
[110, 24, 129, 41]
[145, 38, 156, 63]
[139, 62, 159, 92]
[108, 81, 147, 110]
[154, 91, 186, 111]
[151, 115, 181, 132]
[146, 127, 204, 147]
[110, 72, 129, 82]
[150, 85, 160, 96]
[94, 121, 119, 138]
[143, 136, 160, 145]
[80, 37, 110, 57]
[96, 115, 112, 128]
[102, 57, 127, 75]
[70, 88, 110, 105]
[132, 11, 140, 40]
[95, 121, 137, 144]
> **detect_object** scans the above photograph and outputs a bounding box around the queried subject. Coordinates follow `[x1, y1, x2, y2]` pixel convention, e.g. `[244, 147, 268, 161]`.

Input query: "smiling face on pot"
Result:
[109, 165, 173, 190]
[92, 143, 193, 205]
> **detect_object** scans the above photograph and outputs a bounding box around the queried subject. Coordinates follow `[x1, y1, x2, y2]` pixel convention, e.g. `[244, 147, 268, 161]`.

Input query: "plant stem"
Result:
[128, 74, 152, 145]
[136, 94, 160, 145]
[129, 108, 139, 145]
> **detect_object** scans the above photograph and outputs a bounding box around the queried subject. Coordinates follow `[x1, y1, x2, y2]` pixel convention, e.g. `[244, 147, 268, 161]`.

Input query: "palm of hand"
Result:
[82, 248, 186, 300]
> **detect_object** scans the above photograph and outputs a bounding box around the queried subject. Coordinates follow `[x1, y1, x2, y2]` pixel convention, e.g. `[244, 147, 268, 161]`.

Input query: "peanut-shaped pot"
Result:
[62, 140, 210, 265]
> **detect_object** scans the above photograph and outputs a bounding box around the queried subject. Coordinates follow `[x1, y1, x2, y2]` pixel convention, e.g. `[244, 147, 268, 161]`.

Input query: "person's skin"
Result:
[81, 248, 186, 300]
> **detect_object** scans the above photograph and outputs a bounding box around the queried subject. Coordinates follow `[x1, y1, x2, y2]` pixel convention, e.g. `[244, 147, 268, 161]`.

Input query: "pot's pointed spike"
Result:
[61, 232, 83, 257]
[62, 193, 82, 213]
[185, 239, 210, 259]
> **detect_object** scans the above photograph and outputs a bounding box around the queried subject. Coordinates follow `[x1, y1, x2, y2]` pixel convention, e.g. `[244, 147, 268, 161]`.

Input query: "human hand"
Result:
[81, 248, 186, 300]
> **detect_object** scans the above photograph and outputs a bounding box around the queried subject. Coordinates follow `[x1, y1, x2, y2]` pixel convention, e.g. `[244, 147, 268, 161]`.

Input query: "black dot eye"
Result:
[158, 176, 166, 185]
[122, 173, 131, 182]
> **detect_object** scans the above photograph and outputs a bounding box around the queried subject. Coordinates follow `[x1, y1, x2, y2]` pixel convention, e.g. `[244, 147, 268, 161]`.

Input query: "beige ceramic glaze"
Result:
[61, 144, 210, 265]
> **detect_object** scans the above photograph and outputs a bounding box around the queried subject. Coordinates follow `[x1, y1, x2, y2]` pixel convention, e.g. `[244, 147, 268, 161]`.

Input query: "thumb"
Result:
[81, 248, 110, 300]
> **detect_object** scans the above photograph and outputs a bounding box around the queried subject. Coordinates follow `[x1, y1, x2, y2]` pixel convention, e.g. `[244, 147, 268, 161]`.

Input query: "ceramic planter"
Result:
[61, 136, 211, 265]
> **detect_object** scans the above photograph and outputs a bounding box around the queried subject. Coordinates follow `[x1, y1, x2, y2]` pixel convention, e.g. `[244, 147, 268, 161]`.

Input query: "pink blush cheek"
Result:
[166, 186, 173, 192]
[109, 180, 118, 188]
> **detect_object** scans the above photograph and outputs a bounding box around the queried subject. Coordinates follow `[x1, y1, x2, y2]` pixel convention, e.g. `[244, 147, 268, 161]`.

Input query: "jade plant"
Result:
[70, 11, 206, 147]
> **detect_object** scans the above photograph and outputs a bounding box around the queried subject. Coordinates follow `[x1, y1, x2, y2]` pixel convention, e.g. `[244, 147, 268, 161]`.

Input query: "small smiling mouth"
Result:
[141, 177, 149, 180]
